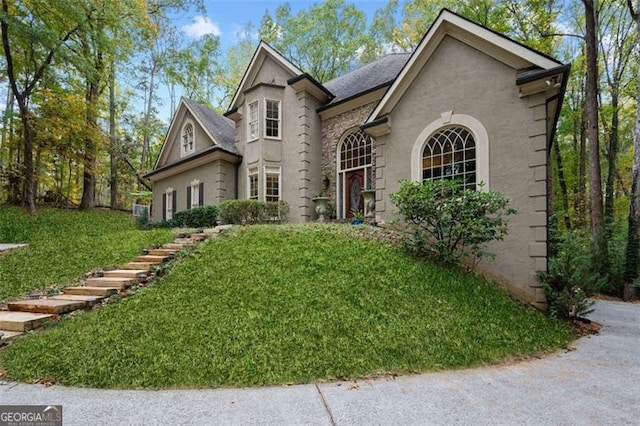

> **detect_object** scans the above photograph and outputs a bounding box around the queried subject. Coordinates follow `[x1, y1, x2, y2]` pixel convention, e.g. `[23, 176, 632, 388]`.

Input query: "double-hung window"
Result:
[265, 99, 281, 139]
[248, 101, 259, 141]
[264, 166, 281, 202]
[248, 167, 259, 200]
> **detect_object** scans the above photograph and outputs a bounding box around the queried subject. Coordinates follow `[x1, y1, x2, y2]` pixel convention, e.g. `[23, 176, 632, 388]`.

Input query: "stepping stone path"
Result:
[0, 228, 226, 340]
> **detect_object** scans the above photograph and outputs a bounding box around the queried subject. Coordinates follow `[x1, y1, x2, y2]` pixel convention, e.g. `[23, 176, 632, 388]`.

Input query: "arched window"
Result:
[337, 129, 374, 218]
[181, 122, 194, 156]
[422, 127, 476, 190]
[411, 112, 489, 190]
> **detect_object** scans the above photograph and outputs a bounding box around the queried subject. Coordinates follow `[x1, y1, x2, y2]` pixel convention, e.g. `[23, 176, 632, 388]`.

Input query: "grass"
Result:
[0, 206, 172, 300]
[0, 224, 572, 388]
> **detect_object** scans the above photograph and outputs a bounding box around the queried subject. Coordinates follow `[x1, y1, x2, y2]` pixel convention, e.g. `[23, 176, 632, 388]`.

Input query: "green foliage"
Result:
[390, 180, 517, 265]
[170, 205, 219, 228]
[260, 0, 370, 82]
[219, 200, 289, 225]
[539, 230, 605, 319]
[0, 206, 172, 300]
[0, 225, 571, 388]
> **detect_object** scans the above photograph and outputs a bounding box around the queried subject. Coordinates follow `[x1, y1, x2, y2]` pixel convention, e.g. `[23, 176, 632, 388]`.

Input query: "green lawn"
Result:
[0, 224, 572, 388]
[0, 206, 172, 300]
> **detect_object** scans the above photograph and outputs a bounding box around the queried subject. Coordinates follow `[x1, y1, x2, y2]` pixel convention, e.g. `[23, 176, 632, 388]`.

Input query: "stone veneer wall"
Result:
[320, 102, 377, 217]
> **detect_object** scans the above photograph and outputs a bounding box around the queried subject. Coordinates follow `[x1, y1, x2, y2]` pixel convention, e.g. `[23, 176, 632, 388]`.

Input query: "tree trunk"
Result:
[553, 137, 572, 231]
[584, 0, 607, 274]
[576, 105, 587, 229]
[20, 111, 36, 214]
[79, 80, 99, 210]
[604, 91, 619, 226]
[109, 64, 118, 209]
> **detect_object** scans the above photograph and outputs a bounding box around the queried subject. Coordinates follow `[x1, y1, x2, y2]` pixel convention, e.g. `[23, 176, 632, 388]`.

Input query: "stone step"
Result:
[0, 330, 24, 339]
[132, 255, 169, 264]
[51, 294, 105, 305]
[102, 269, 148, 279]
[0, 311, 54, 332]
[121, 262, 154, 270]
[7, 299, 87, 315]
[162, 243, 190, 250]
[64, 286, 119, 297]
[85, 277, 137, 289]
[173, 238, 196, 245]
[147, 248, 176, 256]
[190, 233, 207, 241]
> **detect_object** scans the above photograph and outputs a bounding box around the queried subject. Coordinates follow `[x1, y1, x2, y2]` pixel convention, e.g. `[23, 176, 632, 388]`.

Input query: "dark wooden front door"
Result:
[345, 169, 364, 218]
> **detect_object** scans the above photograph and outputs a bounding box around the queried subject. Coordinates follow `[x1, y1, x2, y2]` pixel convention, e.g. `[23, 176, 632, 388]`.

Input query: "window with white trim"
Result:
[181, 122, 194, 157]
[248, 101, 259, 141]
[422, 127, 476, 190]
[264, 166, 281, 202]
[265, 99, 281, 139]
[165, 188, 174, 220]
[190, 179, 200, 209]
[411, 112, 489, 190]
[248, 167, 259, 200]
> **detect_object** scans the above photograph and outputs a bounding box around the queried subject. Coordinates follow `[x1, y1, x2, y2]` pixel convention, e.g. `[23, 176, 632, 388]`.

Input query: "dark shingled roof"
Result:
[323, 53, 412, 106]
[516, 64, 571, 85]
[182, 98, 237, 154]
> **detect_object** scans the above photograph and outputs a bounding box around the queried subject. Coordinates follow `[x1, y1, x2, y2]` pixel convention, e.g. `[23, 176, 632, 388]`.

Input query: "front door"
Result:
[345, 169, 364, 218]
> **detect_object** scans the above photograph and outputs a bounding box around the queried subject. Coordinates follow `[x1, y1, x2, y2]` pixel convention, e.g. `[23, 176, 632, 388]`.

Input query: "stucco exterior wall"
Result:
[150, 160, 236, 221]
[163, 110, 213, 166]
[378, 35, 547, 306]
[234, 56, 323, 223]
[320, 102, 377, 218]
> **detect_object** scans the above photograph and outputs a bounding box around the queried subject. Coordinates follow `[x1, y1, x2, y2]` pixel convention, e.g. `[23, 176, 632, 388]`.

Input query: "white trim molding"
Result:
[411, 112, 490, 189]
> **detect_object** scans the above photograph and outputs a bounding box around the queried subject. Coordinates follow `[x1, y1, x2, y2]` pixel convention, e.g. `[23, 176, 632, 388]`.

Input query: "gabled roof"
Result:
[153, 98, 237, 170]
[228, 41, 303, 112]
[323, 53, 411, 107]
[367, 8, 564, 123]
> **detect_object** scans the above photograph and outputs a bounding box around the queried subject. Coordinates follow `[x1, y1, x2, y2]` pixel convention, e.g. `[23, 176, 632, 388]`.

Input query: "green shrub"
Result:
[135, 208, 150, 230]
[539, 230, 605, 319]
[170, 205, 219, 228]
[219, 200, 289, 224]
[390, 179, 516, 266]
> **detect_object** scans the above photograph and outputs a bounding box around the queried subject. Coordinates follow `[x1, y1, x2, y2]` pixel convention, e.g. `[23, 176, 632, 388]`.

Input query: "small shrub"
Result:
[135, 208, 150, 230]
[171, 205, 219, 228]
[390, 179, 516, 266]
[539, 231, 605, 319]
[219, 200, 289, 224]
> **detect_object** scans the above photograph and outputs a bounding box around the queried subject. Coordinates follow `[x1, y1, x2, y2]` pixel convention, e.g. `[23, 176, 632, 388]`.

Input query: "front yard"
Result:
[0, 206, 172, 301]
[0, 224, 572, 388]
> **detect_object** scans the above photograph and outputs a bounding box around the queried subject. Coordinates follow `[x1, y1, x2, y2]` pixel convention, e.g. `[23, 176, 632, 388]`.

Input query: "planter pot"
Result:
[351, 219, 364, 225]
[362, 189, 376, 218]
[313, 197, 330, 222]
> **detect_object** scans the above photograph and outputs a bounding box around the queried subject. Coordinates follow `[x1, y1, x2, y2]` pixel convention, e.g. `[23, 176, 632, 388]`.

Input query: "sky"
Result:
[173, 0, 389, 50]
[143, 0, 392, 121]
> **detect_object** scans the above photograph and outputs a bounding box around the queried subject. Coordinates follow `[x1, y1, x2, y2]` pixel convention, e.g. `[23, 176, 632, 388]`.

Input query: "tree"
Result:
[624, 0, 640, 295]
[0, 0, 82, 213]
[582, 0, 607, 274]
[259, 0, 370, 83]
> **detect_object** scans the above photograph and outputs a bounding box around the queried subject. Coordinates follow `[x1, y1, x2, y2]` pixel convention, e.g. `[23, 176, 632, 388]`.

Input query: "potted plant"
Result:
[351, 209, 365, 225]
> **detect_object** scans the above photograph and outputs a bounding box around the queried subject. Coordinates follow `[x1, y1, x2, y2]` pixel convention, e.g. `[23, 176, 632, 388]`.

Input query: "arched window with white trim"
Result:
[422, 127, 476, 190]
[337, 129, 374, 218]
[411, 112, 489, 190]
[181, 122, 195, 157]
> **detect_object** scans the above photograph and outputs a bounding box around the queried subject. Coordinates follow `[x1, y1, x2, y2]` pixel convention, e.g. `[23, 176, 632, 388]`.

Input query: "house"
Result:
[145, 9, 569, 308]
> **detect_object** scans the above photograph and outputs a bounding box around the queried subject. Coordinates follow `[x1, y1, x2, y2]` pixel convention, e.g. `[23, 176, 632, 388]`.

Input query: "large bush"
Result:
[219, 200, 289, 224]
[539, 230, 606, 319]
[390, 179, 516, 266]
[170, 205, 219, 228]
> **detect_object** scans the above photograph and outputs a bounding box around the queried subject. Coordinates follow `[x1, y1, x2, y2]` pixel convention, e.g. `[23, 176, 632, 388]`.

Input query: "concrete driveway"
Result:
[1, 300, 638, 425]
